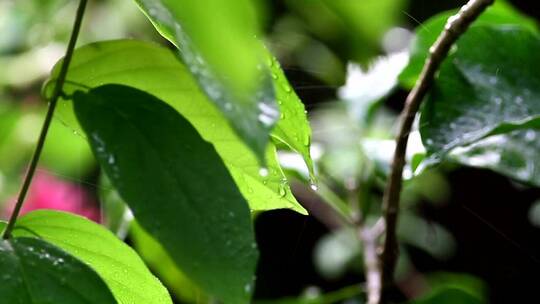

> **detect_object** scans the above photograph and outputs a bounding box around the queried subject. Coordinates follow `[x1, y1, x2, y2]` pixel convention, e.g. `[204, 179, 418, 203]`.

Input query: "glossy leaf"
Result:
[0, 235, 117, 304]
[420, 26, 540, 163]
[46, 40, 306, 214]
[449, 129, 540, 187]
[268, 55, 315, 181]
[399, 1, 538, 88]
[133, 0, 277, 160]
[10, 210, 172, 304]
[73, 84, 258, 304]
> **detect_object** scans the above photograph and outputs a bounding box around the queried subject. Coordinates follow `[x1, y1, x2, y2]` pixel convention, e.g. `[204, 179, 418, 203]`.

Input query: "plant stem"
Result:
[378, 0, 494, 300]
[2, 0, 88, 239]
[360, 219, 385, 304]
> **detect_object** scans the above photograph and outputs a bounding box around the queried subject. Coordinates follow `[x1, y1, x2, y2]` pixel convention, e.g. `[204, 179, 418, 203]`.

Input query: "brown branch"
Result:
[360, 219, 385, 304]
[378, 0, 495, 301]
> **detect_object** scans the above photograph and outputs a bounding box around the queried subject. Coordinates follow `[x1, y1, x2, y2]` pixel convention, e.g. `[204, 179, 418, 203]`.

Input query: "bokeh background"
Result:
[1, 0, 539, 303]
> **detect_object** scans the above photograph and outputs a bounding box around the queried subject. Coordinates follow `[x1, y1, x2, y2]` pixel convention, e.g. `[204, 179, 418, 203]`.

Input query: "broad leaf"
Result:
[73, 84, 258, 304]
[399, 1, 538, 89]
[46, 40, 306, 214]
[133, 0, 276, 160]
[449, 129, 540, 187]
[10, 210, 172, 304]
[130, 222, 207, 303]
[0, 235, 116, 304]
[420, 26, 540, 162]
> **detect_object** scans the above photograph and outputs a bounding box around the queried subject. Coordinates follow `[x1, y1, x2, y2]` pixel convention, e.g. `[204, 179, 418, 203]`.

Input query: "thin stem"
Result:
[2, 0, 88, 239]
[360, 219, 385, 304]
[378, 0, 494, 301]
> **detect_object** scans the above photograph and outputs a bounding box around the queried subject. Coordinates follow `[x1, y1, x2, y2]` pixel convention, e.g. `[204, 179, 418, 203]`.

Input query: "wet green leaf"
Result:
[400, 1, 538, 88]
[11, 210, 172, 304]
[448, 129, 540, 187]
[74, 84, 258, 304]
[267, 55, 314, 181]
[133, 0, 276, 160]
[0, 235, 117, 304]
[46, 40, 306, 214]
[420, 26, 540, 169]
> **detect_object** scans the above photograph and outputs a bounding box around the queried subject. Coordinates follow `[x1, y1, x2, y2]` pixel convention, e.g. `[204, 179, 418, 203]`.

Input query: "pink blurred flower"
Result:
[4, 169, 100, 222]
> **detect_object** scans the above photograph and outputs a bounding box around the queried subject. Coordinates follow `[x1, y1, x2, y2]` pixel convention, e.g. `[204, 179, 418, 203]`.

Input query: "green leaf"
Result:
[0, 236, 117, 304]
[130, 222, 208, 303]
[410, 288, 483, 304]
[73, 84, 259, 304]
[399, 1, 538, 89]
[133, 0, 276, 160]
[267, 55, 315, 181]
[99, 173, 132, 239]
[448, 129, 540, 187]
[46, 40, 306, 214]
[9, 210, 172, 304]
[420, 26, 540, 164]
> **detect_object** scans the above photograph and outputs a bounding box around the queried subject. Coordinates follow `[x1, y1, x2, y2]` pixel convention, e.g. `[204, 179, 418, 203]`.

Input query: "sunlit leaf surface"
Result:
[46, 40, 306, 214]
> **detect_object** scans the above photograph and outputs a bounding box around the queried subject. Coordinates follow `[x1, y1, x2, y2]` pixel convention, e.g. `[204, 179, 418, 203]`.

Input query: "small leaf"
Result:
[73, 84, 258, 304]
[410, 288, 483, 304]
[399, 1, 538, 89]
[11, 210, 172, 304]
[420, 26, 540, 163]
[0, 236, 117, 304]
[133, 0, 276, 160]
[45, 40, 306, 214]
[267, 55, 315, 181]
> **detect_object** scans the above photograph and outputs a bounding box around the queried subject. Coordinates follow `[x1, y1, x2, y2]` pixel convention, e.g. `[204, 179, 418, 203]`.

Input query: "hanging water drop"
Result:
[303, 136, 310, 147]
[309, 178, 318, 191]
[278, 184, 287, 197]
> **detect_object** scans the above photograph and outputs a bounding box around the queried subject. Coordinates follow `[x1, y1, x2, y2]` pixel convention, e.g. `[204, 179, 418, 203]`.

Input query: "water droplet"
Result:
[271, 73, 278, 80]
[303, 136, 310, 147]
[278, 184, 287, 197]
[282, 83, 292, 93]
[280, 113, 285, 119]
[259, 168, 269, 177]
[107, 154, 115, 165]
[525, 130, 536, 141]
[309, 182, 318, 191]
[248, 187, 254, 194]
[244, 283, 253, 294]
[224, 102, 233, 111]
